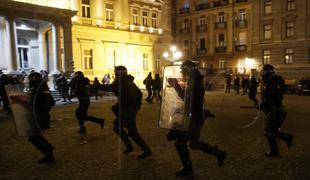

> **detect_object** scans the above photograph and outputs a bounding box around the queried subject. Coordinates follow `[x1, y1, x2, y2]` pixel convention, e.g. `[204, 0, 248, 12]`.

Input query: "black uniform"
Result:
[234, 76, 240, 94]
[71, 72, 104, 133]
[151, 74, 162, 101]
[56, 75, 70, 102]
[167, 62, 227, 177]
[260, 64, 293, 157]
[241, 77, 249, 95]
[25, 73, 55, 163]
[0, 74, 11, 113]
[102, 66, 152, 159]
[143, 73, 153, 103]
[248, 76, 259, 105]
[225, 74, 231, 93]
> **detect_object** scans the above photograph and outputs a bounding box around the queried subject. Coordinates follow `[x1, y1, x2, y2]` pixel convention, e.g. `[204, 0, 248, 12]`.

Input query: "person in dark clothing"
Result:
[71, 71, 104, 134]
[92, 77, 101, 100]
[167, 61, 227, 177]
[151, 74, 162, 101]
[241, 76, 249, 95]
[101, 66, 152, 159]
[248, 75, 259, 105]
[12, 72, 55, 163]
[56, 73, 70, 102]
[143, 72, 153, 103]
[225, 74, 231, 93]
[0, 74, 11, 114]
[234, 75, 240, 94]
[260, 64, 294, 157]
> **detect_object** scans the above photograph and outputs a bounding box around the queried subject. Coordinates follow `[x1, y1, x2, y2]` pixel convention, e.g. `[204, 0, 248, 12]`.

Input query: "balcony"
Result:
[179, 7, 190, 14]
[236, 0, 248, 3]
[195, 3, 210, 11]
[213, 0, 228, 7]
[215, 46, 227, 53]
[179, 28, 191, 34]
[215, 22, 227, 29]
[235, 45, 247, 52]
[235, 20, 247, 27]
[196, 25, 207, 32]
[197, 48, 207, 55]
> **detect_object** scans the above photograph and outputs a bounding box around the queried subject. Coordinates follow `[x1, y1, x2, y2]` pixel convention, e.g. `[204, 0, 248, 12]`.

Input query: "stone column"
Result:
[63, 23, 73, 73]
[52, 23, 61, 74]
[7, 17, 18, 72]
[38, 30, 47, 70]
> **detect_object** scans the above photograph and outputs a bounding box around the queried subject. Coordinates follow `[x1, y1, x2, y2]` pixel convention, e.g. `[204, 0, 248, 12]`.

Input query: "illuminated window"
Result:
[239, 9, 246, 21]
[264, 0, 272, 14]
[285, 48, 293, 64]
[143, 53, 149, 70]
[183, 19, 189, 29]
[132, 9, 139, 25]
[287, 0, 295, 11]
[142, 11, 148, 27]
[263, 49, 270, 64]
[81, 0, 90, 18]
[218, 12, 225, 23]
[218, 34, 225, 47]
[238, 32, 246, 45]
[264, 24, 272, 39]
[83, 49, 93, 70]
[106, 4, 114, 21]
[286, 22, 294, 37]
[151, 12, 157, 28]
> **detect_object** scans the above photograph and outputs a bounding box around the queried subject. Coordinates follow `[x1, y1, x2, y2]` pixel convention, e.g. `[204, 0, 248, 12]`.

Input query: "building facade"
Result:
[252, 0, 310, 79]
[174, 0, 253, 76]
[174, 0, 310, 79]
[0, 0, 173, 86]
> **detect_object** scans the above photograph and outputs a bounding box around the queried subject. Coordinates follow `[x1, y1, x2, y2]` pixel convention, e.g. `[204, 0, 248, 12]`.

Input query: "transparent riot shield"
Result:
[159, 65, 194, 131]
[5, 84, 41, 137]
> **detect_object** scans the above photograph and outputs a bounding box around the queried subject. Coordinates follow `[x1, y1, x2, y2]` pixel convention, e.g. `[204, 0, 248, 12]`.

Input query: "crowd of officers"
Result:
[0, 62, 294, 177]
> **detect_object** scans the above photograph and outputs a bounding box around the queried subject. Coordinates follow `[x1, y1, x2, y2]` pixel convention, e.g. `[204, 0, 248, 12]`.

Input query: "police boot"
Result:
[277, 133, 293, 148]
[38, 147, 55, 164]
[193, 142, 227, 167]
[264, 133, 279, 157]
[175, 141, 193, 177]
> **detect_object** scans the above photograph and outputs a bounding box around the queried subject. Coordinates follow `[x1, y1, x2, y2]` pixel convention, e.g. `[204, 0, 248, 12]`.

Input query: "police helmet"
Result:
[114, 66, 128, 74]
[262, 64, 274, 71]
[74, 71, 84, 78]
[181, 60, 196, 69]
[28, 72, 43, 88]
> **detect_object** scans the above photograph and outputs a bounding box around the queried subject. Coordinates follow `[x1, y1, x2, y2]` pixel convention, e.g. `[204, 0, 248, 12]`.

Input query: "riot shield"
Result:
[159, 65, 193, 131]
[5, 84, 41, 137]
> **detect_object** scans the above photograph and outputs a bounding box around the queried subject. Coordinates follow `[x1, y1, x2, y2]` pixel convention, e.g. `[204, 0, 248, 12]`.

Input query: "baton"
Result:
[240, 106, 259, 109]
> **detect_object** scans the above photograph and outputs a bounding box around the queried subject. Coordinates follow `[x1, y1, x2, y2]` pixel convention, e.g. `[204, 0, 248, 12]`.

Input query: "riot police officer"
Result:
[24, 72, 55, 163]
[260, 64, 294, 157]
[167, 61, 227, 177]
[102, 66, 152, 159]
[248, 75, 259, 105]
[71, 71, 104, 134]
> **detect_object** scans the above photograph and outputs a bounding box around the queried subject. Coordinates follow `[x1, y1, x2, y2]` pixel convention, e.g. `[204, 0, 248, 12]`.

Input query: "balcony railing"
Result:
[180, 28, 191, 34]
[235, 45, 247, 52]
[195, 3, 210, 11]
[236, 0, 248, 3]
[215, 46, 227, 53]
[179, 7, 190, 14]
[197, 48, 207, 55]
[213, 0, 228, 7]
[196, 25, 207, 32]
[235, 20, 247, 27]
[215, 22, 227, 29]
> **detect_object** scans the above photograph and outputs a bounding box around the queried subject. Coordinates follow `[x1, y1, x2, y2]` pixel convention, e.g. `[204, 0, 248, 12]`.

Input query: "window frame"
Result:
[264, 0, 272, 15]
[287, 0, 295, 11]
[81, 0, 90, 18]
[142, 11, 148, 27]
[106, 4, 114, 21]
[285, 48, 293, 64]
[83, 49, 93, 70]
[264, 24, 272, 39]
[263, 49, 271, 64]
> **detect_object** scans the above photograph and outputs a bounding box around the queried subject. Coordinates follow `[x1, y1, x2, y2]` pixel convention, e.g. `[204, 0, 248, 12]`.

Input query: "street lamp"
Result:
[163, 46, 183, 63]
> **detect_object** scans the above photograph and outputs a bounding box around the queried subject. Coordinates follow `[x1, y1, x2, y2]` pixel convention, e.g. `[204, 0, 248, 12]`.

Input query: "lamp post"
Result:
[162, 45, 183, 64]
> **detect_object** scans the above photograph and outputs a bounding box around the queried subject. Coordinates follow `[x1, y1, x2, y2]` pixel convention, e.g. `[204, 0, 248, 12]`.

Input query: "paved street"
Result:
[0, 91, 310, 180]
